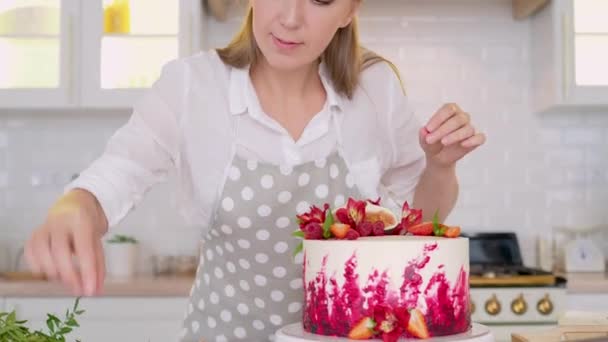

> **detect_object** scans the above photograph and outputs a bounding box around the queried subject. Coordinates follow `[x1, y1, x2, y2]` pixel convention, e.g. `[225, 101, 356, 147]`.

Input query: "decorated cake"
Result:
[293, 198, 470, 341]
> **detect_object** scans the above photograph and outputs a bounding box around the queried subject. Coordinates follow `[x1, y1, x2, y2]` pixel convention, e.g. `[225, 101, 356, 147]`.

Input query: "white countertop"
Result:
[563, 272, 608, 294]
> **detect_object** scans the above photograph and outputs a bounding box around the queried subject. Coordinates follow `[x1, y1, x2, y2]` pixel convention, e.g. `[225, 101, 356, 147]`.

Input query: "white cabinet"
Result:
[79, 0, 202, 108]
[530, 0, 608, 113]
[4, 297, 189, 341]
[0, 0, 203, 109]
[0, 0, 75, 108]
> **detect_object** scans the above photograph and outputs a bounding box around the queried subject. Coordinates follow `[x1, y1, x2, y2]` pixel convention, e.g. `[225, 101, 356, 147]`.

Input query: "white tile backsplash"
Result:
[0, 0, 607, 271]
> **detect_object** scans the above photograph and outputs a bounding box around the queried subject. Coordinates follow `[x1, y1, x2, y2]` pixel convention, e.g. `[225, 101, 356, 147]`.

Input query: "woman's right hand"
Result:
[25, 189, 108, 296]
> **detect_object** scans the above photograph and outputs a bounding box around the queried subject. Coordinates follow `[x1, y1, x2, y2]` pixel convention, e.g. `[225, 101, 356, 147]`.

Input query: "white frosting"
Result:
[304, 236, 469, 305]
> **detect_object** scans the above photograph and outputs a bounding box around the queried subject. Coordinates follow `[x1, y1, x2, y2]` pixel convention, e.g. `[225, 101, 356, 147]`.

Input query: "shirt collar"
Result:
[228, 66, 249, 115]
[228, 61, 344, 116]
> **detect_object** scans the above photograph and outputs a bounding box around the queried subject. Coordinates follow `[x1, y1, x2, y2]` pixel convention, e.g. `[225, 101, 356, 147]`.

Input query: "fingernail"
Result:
[426, 135, 434, 144]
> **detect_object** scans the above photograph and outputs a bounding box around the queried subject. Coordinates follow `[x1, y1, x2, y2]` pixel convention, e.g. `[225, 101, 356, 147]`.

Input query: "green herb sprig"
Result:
[0, 297, 85, 342]
[107, 234, 138, 244]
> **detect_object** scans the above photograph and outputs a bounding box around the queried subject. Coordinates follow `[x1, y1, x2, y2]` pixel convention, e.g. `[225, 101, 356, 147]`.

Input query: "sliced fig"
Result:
[364, 204, 399, 230]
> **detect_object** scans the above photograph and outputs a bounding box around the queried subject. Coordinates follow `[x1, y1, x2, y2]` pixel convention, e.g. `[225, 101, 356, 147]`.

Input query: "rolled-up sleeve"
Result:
[372, 64, 426, 207]
[66, 61, 183, 227]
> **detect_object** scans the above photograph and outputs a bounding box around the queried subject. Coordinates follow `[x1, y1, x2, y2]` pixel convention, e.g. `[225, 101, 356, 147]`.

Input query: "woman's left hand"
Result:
[419, 103, 486, 168]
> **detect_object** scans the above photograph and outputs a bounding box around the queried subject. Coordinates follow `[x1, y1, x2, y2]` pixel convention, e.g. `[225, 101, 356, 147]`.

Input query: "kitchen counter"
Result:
[2, 272, 606, 297]
[563, 272, 608, 294]
[0, 275, 194, 297]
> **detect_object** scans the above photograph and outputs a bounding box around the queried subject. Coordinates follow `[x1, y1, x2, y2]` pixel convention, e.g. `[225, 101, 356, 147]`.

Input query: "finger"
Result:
[441, 125, 475, 146]
[426, 103, 461, 132]
[73, 228, 99, 297]
[461, 133, 487, 148]
[24, 235, 42, 275]
[51, 230, 82, 295]
[419, 127, 442, 154]
[426, 111, 470, 145]
[94, 237, 106, 295]
[32, 231, 59, 281]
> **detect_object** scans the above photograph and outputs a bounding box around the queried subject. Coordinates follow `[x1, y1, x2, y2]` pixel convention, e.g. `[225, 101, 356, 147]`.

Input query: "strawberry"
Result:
[407, 309, 429, 339]
[407, 222, 433, 236]
[330, 223, 351, 239]
[348, 317, 376, 340]
[444, 226, 461, 238]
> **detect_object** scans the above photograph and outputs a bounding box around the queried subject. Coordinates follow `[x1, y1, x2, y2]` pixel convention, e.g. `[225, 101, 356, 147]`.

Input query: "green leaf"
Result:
[59, 327, 72, 335]
[322, 210, 334, 239]
[46, 318, 55, 333]
[107, 234, 138, 244]
[292, 230, 305, 239]
[293, 241, 303, 258]
[75, 310, 85, 315]
[432, 209, 441, 236]
[49, 314, 61, 325]
[66, 318, 79, 327]
[432, 209, 439, 227]
[73, 297, 80, 312]
[7, 311, 16, 324]
[0, 325, 17, 336]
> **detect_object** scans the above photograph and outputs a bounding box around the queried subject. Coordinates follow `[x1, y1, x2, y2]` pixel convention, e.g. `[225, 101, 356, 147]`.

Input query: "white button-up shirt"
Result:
[67, 50, 426, 230]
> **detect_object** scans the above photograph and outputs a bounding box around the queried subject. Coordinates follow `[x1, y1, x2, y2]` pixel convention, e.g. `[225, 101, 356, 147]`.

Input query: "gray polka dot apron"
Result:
[179, 127, 361, 342]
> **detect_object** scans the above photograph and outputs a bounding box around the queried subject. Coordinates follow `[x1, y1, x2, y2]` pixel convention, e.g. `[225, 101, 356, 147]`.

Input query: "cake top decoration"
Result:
[292, 198, 461, 256]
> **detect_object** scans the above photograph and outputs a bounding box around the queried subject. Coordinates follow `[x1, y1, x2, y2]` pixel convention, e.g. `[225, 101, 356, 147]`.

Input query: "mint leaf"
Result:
[432, 209, 441, 235]
[292, 230, 305, 238]
[322, 210, 334, 239]
[293, 241, 303, 258]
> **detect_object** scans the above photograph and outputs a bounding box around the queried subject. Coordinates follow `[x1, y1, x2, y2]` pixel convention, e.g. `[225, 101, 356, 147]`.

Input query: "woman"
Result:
[25, 0, 485, 341]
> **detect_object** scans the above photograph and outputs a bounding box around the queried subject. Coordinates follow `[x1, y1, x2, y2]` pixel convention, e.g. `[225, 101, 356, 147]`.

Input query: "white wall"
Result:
[1, 0, 606, 273]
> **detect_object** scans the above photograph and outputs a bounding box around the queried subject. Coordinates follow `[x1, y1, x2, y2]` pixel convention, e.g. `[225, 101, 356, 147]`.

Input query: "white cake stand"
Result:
[275, 323, 495, 342]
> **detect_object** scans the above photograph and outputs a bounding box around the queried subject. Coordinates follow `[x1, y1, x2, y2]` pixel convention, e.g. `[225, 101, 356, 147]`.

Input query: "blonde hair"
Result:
[216, 7, 403, 99]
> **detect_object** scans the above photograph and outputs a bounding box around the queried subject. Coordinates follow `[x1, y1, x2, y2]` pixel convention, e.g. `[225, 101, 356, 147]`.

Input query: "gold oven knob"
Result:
[511, 294, 528, 315]
[485, 294, 501, 316]
[470, 300, 476, 315]
[537, 294, 554, 315]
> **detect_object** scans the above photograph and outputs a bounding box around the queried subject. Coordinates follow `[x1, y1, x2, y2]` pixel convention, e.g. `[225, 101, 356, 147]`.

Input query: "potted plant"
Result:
[105, 234, 139, 280]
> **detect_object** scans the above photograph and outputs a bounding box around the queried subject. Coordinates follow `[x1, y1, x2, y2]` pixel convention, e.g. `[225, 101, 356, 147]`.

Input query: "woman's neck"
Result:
[249, 57, 328, 142]
[250, 58, 324, 101]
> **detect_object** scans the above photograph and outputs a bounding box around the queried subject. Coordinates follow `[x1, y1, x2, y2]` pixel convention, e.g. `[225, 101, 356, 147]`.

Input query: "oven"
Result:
[466, 233, 568, 342]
